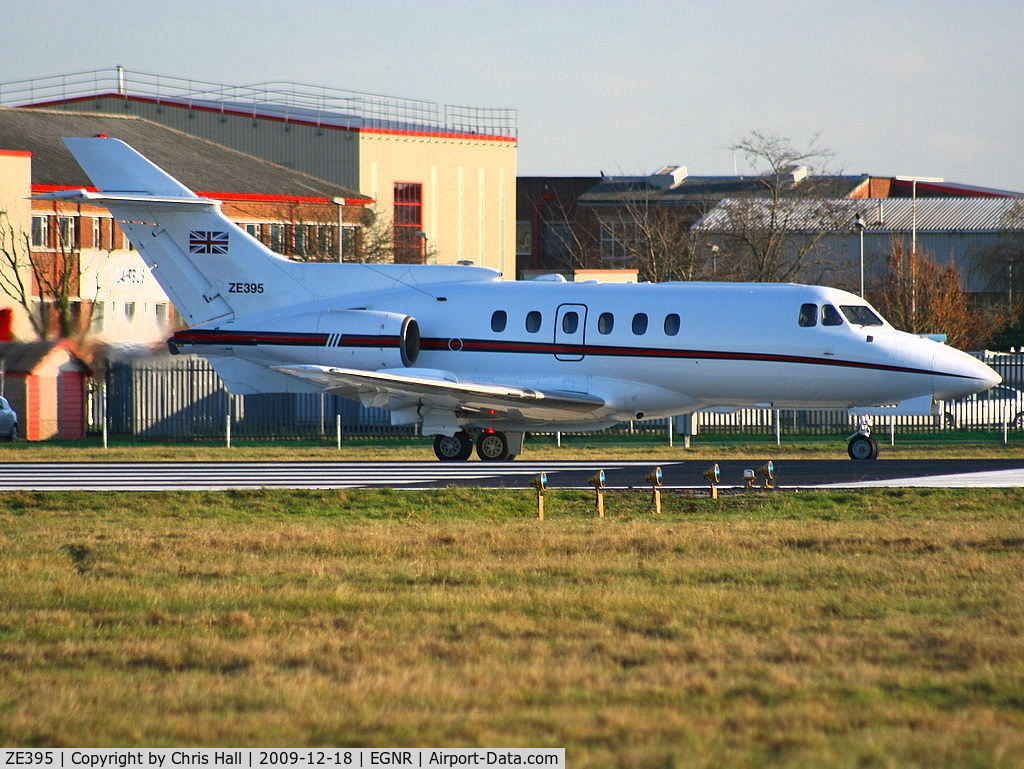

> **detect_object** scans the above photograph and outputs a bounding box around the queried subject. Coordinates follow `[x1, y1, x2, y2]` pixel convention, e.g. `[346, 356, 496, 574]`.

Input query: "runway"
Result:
[0, 458, 1021, 490]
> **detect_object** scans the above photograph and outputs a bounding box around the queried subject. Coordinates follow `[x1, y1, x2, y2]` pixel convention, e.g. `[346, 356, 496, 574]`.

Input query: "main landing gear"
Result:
[847, 416, 880, 460]
[432, 429, 520, 461]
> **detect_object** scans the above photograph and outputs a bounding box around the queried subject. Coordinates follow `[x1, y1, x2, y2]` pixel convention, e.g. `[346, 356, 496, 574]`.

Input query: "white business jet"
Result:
[39, 137, 999, 461]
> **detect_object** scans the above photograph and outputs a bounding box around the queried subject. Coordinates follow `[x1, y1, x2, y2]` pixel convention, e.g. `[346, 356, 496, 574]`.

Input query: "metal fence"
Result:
[92, 353, 1024, 442]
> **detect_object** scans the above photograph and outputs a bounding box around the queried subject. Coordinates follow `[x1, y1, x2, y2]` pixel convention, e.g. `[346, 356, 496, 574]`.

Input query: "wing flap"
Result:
[273, 364, 605, 416]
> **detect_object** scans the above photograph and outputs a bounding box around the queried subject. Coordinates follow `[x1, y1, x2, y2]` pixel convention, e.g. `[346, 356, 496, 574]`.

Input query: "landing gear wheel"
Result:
[848, 434, 879, 460]
[433, 431, 473, 461]
[476, 431, 510, 461]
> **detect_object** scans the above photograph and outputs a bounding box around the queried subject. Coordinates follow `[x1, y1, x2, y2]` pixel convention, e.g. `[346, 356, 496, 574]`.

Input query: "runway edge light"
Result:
[589, 469, 606, 518]
[645, 466, 663, 514]
[531, 472, 548, 519]
[703, 463, 721, 500]
[757, 460, 775, 489]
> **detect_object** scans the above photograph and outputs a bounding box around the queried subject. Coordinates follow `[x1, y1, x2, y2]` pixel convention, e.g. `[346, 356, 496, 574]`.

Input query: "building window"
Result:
[245, 223, 262, 240]
[394, 182, 424, 264]
[57, 216, 76, 250]
[269, 224, 285, 252]
[31, 216, 49, 248]
[516, 221, 533, 259]
[92, 217, 102, 250]
[600, 220, 640, 267]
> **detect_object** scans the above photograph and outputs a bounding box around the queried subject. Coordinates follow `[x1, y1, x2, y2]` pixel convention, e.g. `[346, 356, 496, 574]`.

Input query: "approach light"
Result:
[588, 470, 606, 489]
[756, 461, 775, 489]
[645, 467, 663, 486]
[743, 469, 757, 489]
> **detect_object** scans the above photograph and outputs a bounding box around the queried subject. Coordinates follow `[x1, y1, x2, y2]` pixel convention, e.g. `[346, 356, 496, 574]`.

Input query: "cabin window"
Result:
[598, 312, 614, 334]
[562, 311, 579, 334]
[822, 304, 844, 326]
[840, 305, 884, 326]
[632, 313, 649, 335]
[491, 310, 507, 333]
[664, 313, 680, 336]
[798, 303, 818, 327]
[526, 311, 542, 333]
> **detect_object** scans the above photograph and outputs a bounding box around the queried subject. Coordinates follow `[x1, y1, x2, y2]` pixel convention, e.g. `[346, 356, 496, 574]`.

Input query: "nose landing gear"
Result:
[847, 416, 879, 460]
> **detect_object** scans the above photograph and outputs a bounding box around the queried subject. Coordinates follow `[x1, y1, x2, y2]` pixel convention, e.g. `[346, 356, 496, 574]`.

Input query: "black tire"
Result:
[848, 434, 879, 460]
[944, 411, 957, 429]
[433, 431, 472, 461]
[1013, 411, 1024, 430]
[476, 431, 510, 461]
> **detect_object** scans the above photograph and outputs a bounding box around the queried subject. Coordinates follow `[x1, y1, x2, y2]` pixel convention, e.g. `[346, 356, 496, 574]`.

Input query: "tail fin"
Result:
[38, 137, 313, 326]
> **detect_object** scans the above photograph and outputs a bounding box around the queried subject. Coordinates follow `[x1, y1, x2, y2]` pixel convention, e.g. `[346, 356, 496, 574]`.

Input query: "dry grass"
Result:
[1, 488, 1023, 768]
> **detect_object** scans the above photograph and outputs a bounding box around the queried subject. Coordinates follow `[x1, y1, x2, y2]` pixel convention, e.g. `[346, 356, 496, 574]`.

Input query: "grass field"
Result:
[2, 485, 1023, 767]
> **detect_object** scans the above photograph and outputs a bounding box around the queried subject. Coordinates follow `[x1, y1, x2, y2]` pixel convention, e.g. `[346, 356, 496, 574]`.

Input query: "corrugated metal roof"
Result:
[0, 107, 368, 201]
[696, 197, 1024, 233]
[580, 174, 870, 206]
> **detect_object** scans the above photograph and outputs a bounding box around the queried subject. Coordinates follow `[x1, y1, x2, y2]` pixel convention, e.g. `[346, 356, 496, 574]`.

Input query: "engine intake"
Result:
[318, 310, 420, 369]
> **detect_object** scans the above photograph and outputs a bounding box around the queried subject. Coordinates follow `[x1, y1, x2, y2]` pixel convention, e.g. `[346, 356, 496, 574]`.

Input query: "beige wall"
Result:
[359, 132, 516, 274]
[50, 97, 518, 275]
[0, 151, 38, 339]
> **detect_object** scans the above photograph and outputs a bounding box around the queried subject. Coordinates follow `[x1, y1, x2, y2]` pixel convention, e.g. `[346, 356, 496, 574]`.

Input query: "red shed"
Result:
[0, 341, 90, 440]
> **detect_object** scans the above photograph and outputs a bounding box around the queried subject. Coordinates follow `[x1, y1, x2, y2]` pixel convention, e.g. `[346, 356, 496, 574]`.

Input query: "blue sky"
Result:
[5, 0, 1023, 189]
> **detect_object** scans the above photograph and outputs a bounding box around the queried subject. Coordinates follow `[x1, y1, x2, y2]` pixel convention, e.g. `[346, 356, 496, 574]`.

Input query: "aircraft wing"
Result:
[273, 364, 605, 419]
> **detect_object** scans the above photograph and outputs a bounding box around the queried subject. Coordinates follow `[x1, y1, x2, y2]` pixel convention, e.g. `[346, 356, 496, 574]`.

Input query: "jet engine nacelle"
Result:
[315, 309, 420, 369]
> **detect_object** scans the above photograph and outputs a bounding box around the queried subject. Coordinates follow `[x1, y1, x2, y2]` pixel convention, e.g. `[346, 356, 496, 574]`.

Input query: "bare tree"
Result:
[601, 196, 712, 282]
[970, 198, 1024, 311]
[708, 130, 847, 283]
[0, 209, 87, 339]
[873, 236, 986, 349]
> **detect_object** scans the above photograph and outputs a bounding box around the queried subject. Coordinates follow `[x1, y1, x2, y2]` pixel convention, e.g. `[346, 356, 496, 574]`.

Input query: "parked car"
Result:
[943, 385, 1024, 429]
[0, 396, 17, 441]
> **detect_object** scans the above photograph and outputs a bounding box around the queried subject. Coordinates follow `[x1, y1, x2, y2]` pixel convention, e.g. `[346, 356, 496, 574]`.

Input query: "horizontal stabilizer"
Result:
[62, 136, 199, 198]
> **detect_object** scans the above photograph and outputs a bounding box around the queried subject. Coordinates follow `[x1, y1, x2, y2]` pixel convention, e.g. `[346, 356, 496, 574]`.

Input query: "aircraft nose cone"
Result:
[932, 348, 1001, 400]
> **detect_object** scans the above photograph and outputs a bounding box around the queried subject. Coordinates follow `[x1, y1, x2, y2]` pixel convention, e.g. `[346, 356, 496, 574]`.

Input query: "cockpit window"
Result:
[840, 305, 884, 326]
[798, 303, 818, 327]
[821, 304, 844, 326]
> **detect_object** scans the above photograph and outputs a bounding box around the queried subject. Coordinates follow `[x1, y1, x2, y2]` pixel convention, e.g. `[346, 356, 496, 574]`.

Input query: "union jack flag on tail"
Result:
[189, 230, 229, 254]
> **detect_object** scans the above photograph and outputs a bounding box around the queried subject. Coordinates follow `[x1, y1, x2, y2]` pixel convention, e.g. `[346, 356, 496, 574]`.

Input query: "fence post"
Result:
[102, 380, 108, 449]
[336, 414, 342, 449]
[774, 409, 781, 446]
[225, 406, 232, 448]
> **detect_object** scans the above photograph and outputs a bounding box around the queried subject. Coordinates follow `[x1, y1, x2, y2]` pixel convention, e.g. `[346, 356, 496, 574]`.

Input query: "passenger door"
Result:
[554, 304, 587, 361]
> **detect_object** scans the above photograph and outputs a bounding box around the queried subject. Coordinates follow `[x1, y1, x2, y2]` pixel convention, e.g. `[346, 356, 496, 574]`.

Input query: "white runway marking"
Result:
[811, 469, 1024, 489]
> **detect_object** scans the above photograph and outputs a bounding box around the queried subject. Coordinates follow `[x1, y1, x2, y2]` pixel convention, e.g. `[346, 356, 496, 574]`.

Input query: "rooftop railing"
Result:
[0, 66, 518, 139]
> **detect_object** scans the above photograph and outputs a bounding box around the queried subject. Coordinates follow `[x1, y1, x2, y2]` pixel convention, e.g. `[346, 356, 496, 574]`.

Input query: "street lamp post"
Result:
[894, 176, 943, 323]
[853, 213, 866, 297]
